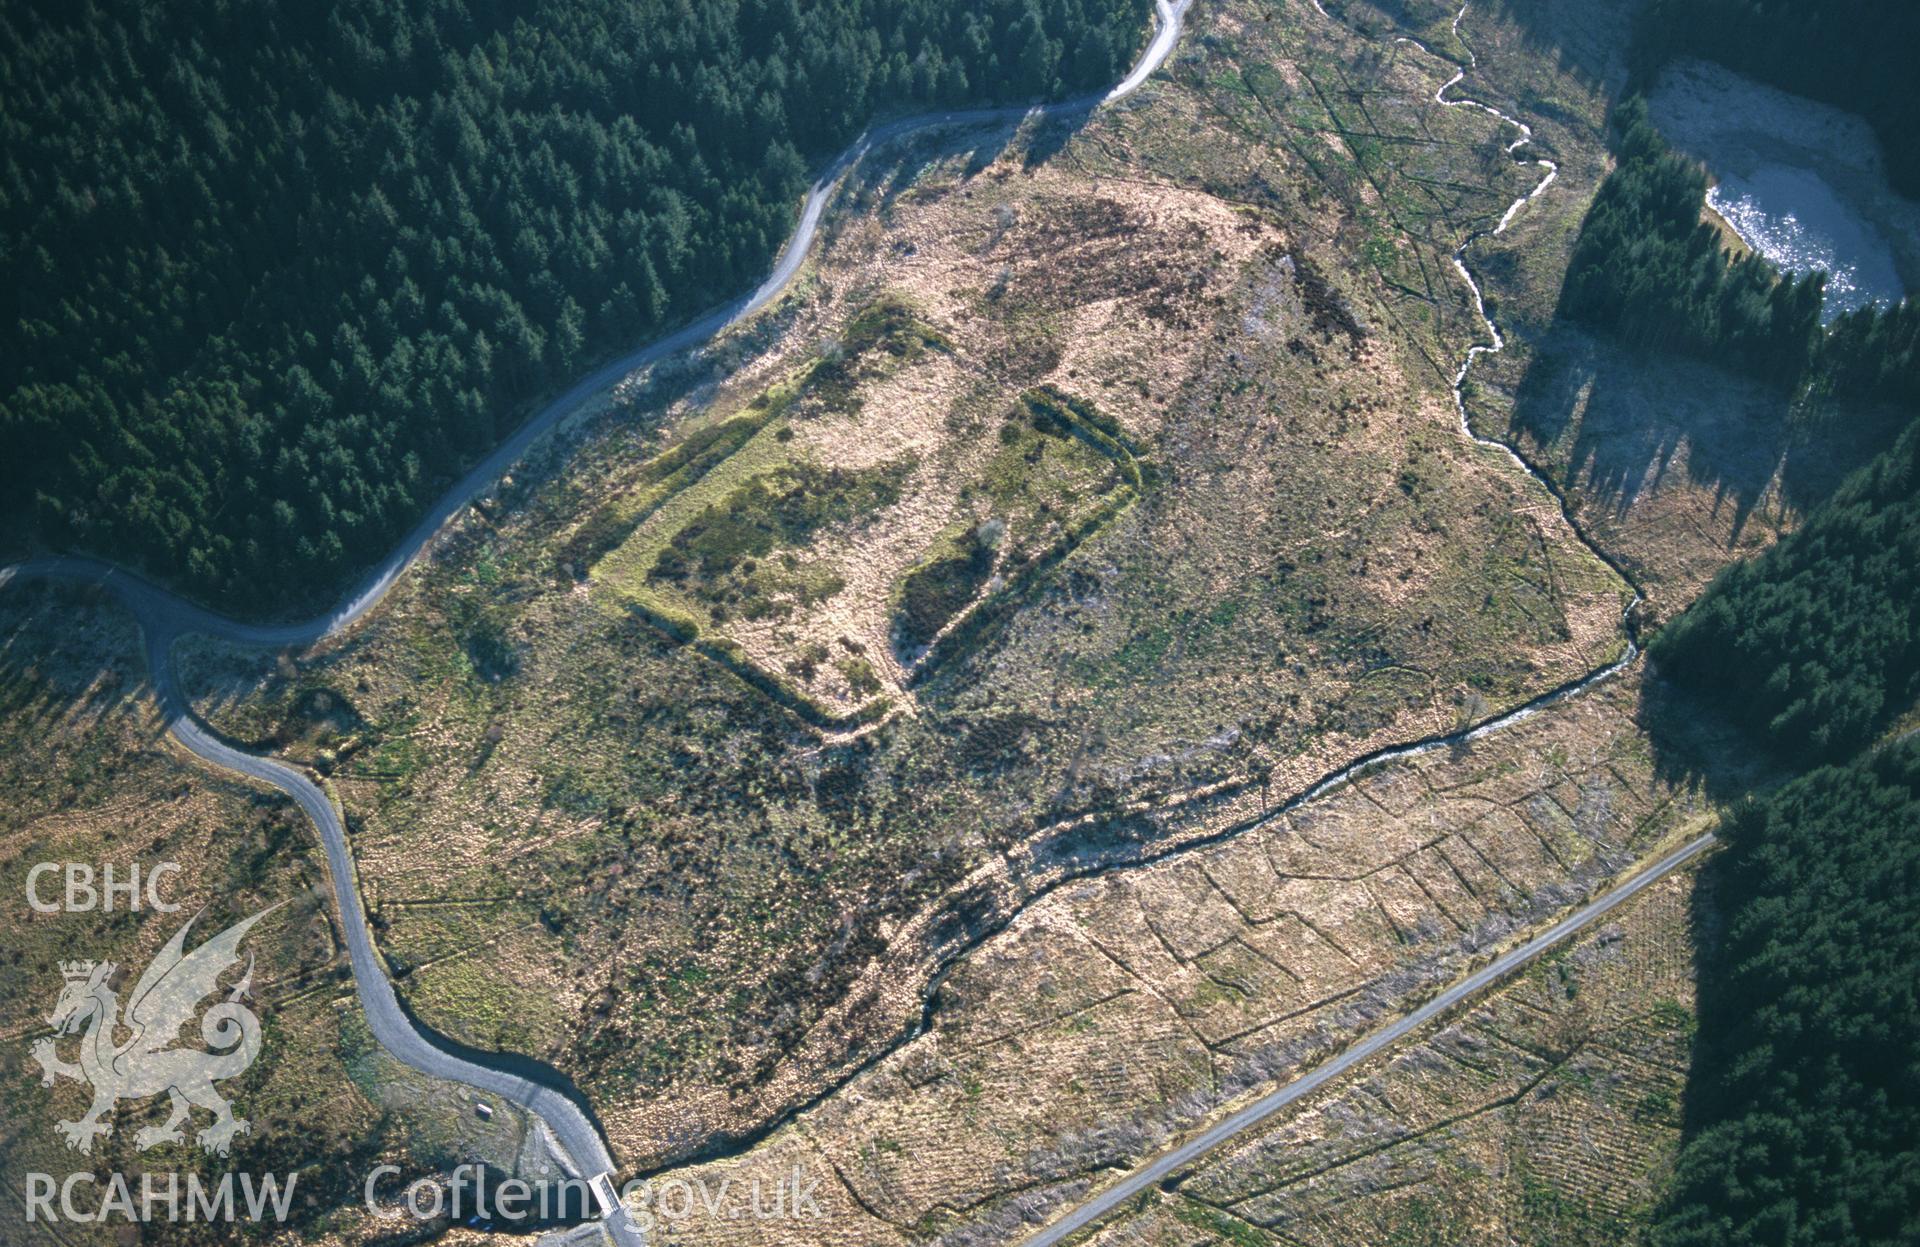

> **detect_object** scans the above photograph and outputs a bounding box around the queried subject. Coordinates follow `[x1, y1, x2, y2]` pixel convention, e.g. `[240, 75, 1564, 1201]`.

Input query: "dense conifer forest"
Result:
[0, 0, 1149, 610]
[1648, 419, 1920, 762]
[1653, 739, 1920, 1247]
[1561, 99, 1920, 406]
[1577, 12, 1920, 1240]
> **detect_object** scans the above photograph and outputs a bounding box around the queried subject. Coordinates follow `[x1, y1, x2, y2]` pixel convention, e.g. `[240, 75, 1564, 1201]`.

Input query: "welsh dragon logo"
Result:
[31, 904, 281, 1156]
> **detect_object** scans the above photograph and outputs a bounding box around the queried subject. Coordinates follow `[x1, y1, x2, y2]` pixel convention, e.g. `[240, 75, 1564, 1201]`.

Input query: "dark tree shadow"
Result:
[876, 138, 949, 214]
[1484, 0, 1632, 95]
[840, 103, 1093, 248]
[1510, 323, 1908, 549]
[838, 121, 1020, 223]
[0, 581, 150, 742]
[1632, 667, 1783, 806]
[961, 124, 1019, 180]
[1328, 0, 1622, 95]
[1511, 323, 1906, 793]
[1021, 100, 1098, 171]
[1509, 330, 1798, 545]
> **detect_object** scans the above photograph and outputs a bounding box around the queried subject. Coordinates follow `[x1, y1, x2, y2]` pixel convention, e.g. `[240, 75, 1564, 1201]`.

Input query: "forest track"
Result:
[3, 2, 1681, 1243]
[1013, 831, 1716, 1246]
[0, 4, 1193, 1244]
[1012, 5, 1689, 1242]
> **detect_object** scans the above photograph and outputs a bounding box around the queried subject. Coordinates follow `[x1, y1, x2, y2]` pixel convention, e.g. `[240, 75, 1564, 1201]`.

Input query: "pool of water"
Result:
[1649, 59, 1919, 321]
[1705, 167, 1905, 317]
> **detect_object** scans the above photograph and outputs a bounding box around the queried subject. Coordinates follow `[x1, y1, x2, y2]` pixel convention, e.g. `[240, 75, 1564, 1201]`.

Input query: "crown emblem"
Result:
[35, 906, 280, 1157]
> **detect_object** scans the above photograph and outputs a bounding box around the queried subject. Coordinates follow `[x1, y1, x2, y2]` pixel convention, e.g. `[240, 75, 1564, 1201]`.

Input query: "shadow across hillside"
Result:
[0, 582, 150, 760]
[1512, 330, 1790, 542]
[1485, 0, 1632, 95]
[849, 96, 1096, 227]
[1331, 0, 1624, 97]
[1632, 668, 1783, 807]
[1507, 325, 1907, 551]
[1505, 322, 1906, 800]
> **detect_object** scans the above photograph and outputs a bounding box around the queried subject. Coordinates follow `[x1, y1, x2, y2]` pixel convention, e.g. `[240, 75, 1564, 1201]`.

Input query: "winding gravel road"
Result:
[1, 4, 1191, 1243]
[4, 4, 1696, 1243]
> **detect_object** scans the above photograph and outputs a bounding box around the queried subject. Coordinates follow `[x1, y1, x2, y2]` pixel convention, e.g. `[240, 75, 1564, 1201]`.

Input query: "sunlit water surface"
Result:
[1650, 60, 1916, 321]
[1706, 167, 1904, 318]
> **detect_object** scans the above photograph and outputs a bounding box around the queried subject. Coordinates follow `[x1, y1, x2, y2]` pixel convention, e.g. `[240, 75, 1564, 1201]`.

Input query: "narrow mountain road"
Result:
[1015, 832, 1718, 1247]
[4, 3, 1680, 1243]
[1, 4, 1192, 1243]
[1016, 4, 1676, 1241]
